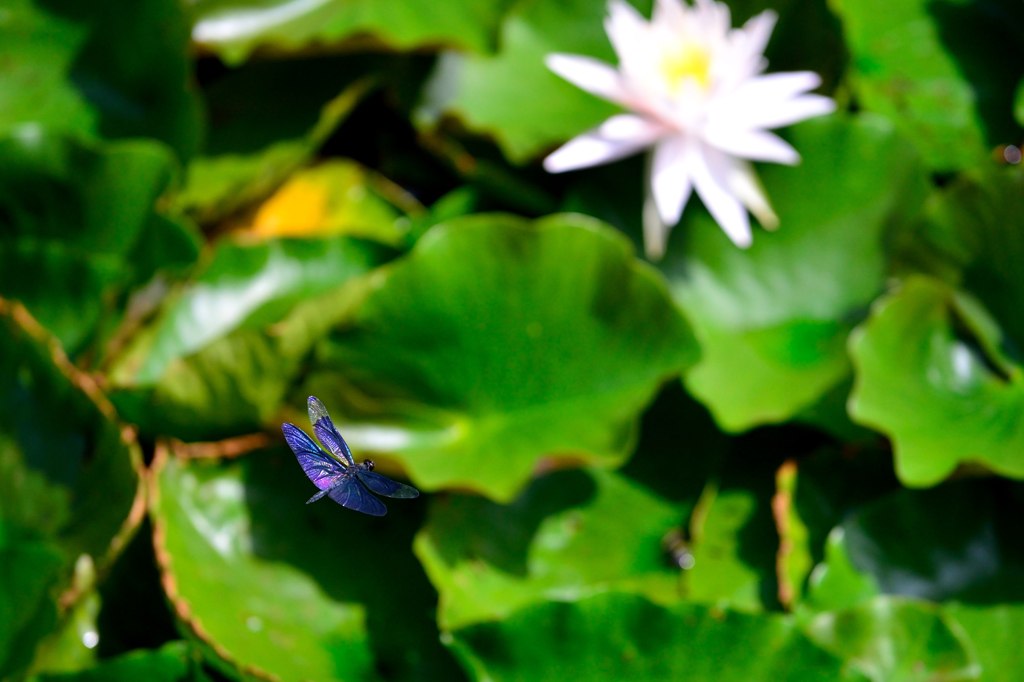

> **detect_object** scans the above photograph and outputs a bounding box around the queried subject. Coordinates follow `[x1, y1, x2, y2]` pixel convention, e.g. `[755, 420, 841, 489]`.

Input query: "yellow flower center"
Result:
[661, 43, 711, 93]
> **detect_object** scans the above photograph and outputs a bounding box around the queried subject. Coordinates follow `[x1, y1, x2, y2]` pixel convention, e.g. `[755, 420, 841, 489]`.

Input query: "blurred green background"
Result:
[2, 0, 1024, 680]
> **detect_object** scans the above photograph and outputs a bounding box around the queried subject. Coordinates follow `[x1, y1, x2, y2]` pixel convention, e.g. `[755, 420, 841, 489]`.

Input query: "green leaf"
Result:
[803, 596, 980, 682]
[188, 0, 513, 66]
[684, 456, 780, 613]
[829, 0, 1023, 168]
[837, 479, 1024, 603]
[848, 275, 1024, 485]
[448, 592, 846, 682]
[419, 0, 637, 163]
[916, 167, 1024, 351]
[0, 301, 143, 679]
[0, 0, 96, 138]
[152, 453, 373, 682]
[0, 130, 181, 355]
[415, 468, 685, 631]
[305, 213, 698, 501]
[664, 114, 928, 431]
[151, 447, 462, 682]
[34, 641, 197, 682]
[38, 0, 204, 160]
[174, 79, 374, 227]
[109, 236, 391, 441]
[802, 528, 881, 613]
[947, 603, 1024, 682]
[27, 590, 103, 677]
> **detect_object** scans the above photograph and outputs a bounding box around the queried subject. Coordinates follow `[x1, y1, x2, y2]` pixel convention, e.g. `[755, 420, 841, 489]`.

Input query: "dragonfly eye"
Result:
[363, 459, 375, 471]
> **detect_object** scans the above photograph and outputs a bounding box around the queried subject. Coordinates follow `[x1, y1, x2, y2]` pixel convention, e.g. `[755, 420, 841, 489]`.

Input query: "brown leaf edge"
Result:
[0, 297, 147, 612]
[149, 441, 281, 682]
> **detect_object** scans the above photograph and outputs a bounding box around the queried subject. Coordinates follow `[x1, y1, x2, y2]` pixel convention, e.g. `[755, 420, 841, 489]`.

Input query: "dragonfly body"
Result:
[282, 396, 419, 516]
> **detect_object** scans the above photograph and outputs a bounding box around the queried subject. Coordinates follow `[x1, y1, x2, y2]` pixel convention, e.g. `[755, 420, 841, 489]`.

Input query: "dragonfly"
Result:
[282, 396, 419, 516]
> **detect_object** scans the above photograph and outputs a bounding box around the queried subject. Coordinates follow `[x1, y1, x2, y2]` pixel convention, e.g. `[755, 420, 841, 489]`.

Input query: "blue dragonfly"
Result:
[282, 396, 418, 516]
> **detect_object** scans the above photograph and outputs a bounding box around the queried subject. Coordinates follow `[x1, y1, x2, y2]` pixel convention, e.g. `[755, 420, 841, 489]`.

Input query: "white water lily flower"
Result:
[543, 0, 835, 257]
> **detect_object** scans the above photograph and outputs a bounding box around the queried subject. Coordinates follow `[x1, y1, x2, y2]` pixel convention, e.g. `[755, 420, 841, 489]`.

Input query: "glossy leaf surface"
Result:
[849, 276, 1024, 485]
[449, 592, 845, 682]
[188, 0, 512, 65]
[0, 301, 142, 679]
[307, 213, 698, 501]
[151, 447, 459, 682]
[664, 115, 928, 431]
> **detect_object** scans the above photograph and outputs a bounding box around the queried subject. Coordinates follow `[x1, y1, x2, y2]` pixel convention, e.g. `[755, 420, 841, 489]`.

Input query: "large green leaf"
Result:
[838, 479, 1024, 604]
[415, 468, 685, 631]
[829, 0, 1023, 169]
[914, 167, 1024, 351]
[0, 130, 189, 356]
[662, 114, 928, 431]
[0, 301, 143, 679]
[448, 592, 845, 682]
[947, 603, 1024, 682]
[187, 0, 513, 66]
[34, 641, 198, 682]
[37, 0, 204, 160]
[848, 276, 1024, 485]
[803, 596, 979, 682]
[419, 0, 637, 164]
[151, 447, 462, 682]
[174, 78, 375, 228]
[304, 213, 698, 501]
[108, 236, 391, 441]
[0, 0, 95, 138]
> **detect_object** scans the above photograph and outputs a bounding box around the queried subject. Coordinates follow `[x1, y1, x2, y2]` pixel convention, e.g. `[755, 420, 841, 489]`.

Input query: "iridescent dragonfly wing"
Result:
[328, 477, 387, 516]
[307, 396, 354, 465]
[282, 423, 346, 490]
[355, 470, 420, 499]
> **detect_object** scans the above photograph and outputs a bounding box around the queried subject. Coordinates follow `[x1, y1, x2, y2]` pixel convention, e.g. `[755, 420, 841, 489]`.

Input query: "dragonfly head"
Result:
[361, 459, 375, 471]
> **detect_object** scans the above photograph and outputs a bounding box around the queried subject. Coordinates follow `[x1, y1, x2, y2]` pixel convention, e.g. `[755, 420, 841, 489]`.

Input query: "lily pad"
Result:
[838, 479, 1024, 604]
[415, 468, 685, 632]
[151, 446, 461, 682]
[188, 0, 512, 66]
[305, 213, 698, 501]
[108, 235, 391, 441]
[802, 596, 979, 682]
[947, 603, 1024, 682]
[0, 300, 143, 679]
[419, 0, 637, 163]
[448, 591, 846, 682]
[828, 0, 1019, 169]
[663, 114, 928, 431]
[0, 0, 96, 138]
[848, 275, 1024, 485]
[174, 79, 375, 227]
[0, 129, 183, 355]
[34, 641, 198, 682]
[38, 0, 204, 160]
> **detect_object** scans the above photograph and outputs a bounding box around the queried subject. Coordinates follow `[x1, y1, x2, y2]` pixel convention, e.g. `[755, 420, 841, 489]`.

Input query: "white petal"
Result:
[652, 0, 687, 30]
[703, 127, 800, 164]
[746, 94, 836, 129]
[691, 144, 752, 247]
[726, 160, 778, 229]
[710, 72, 835, 130]
[725, 71, 823, 112]
[598, 113, 668, 141]
[651, 137, 694, 225]
[739, 10, 777, 62]
[605, 0, 649, 64]
[545, 54, 629, 105]
[544, 122, 657, 173]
